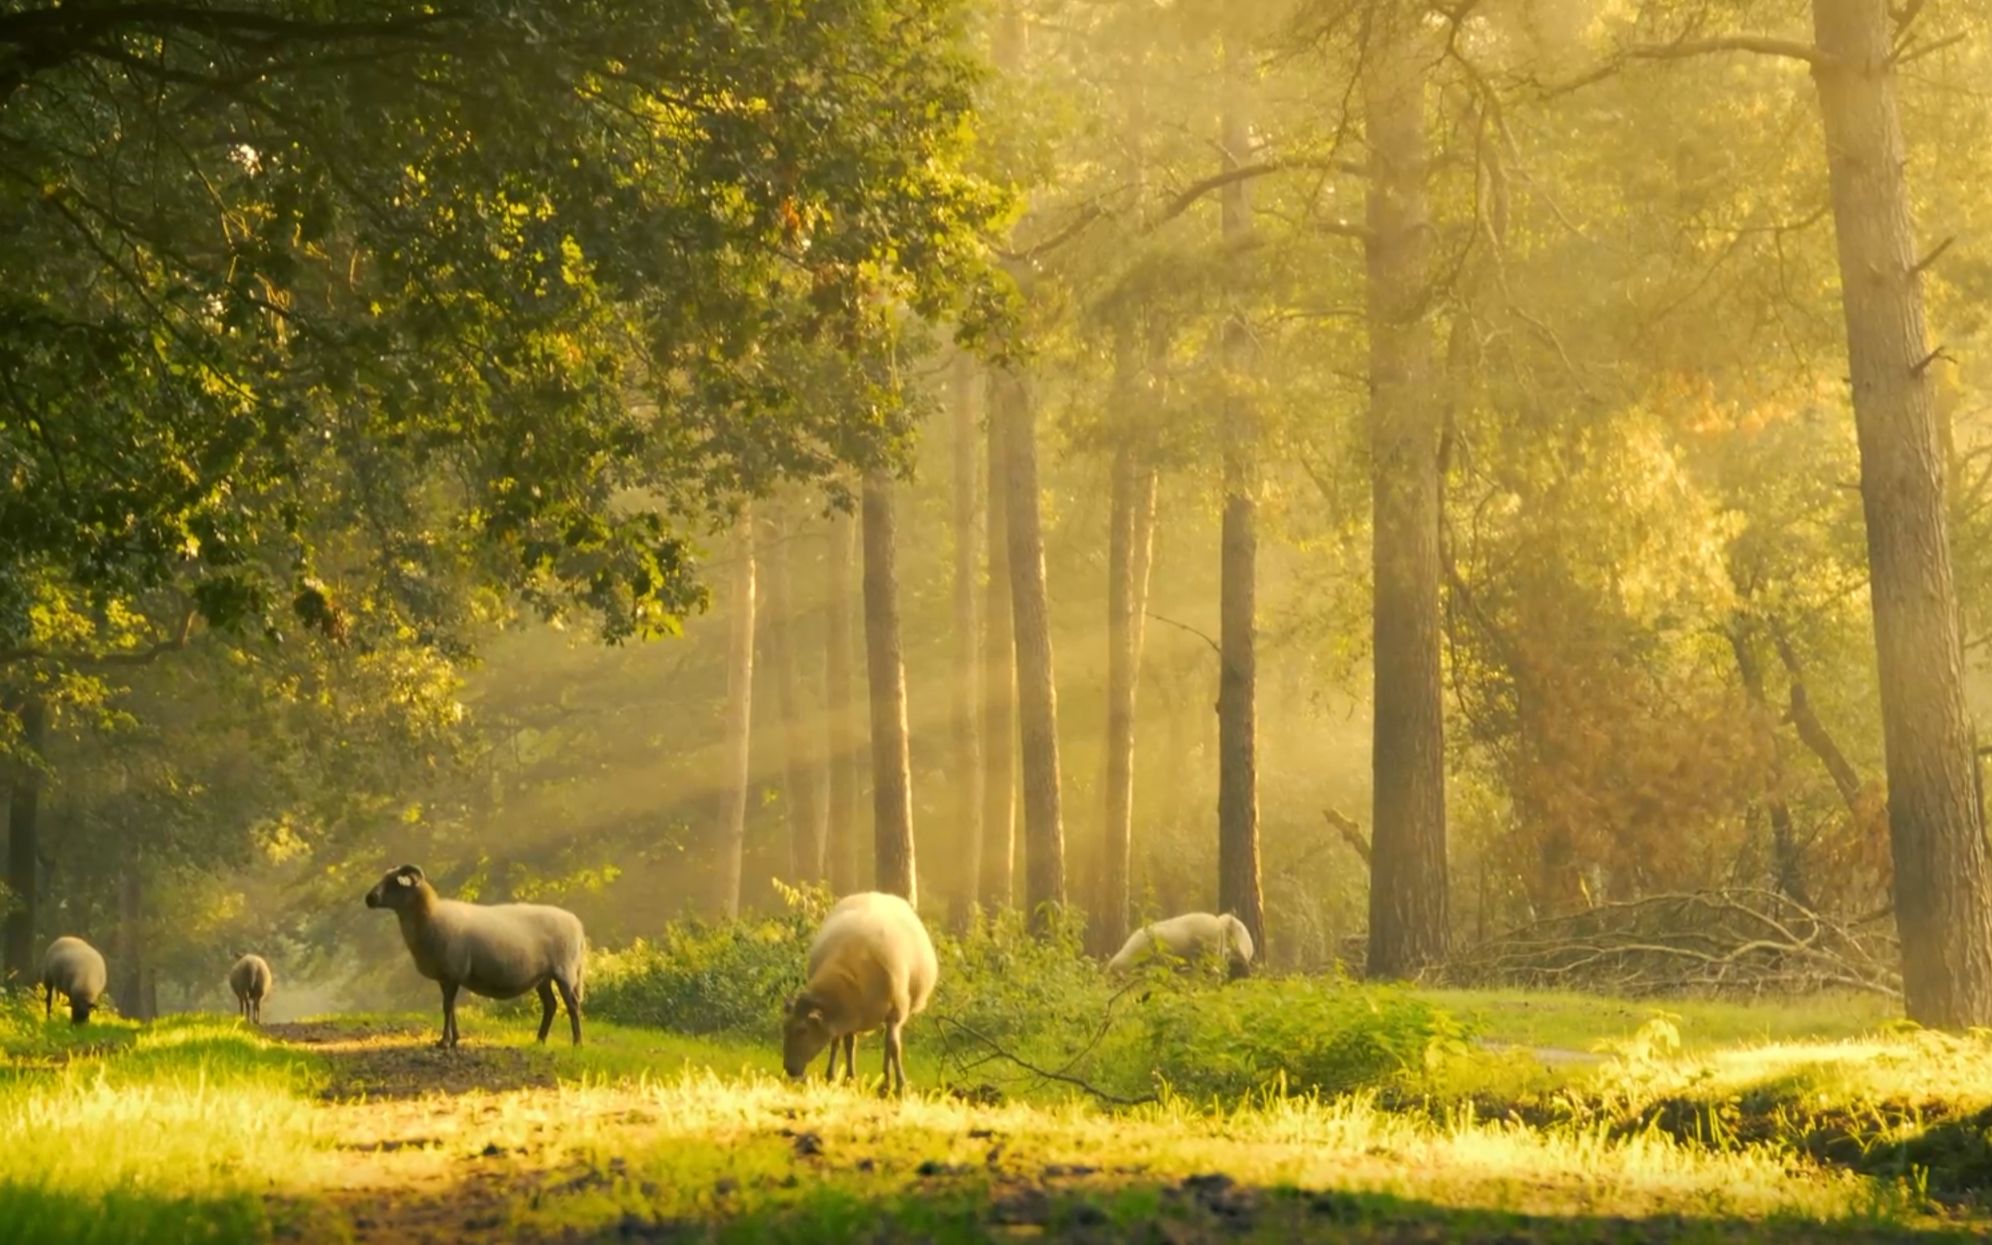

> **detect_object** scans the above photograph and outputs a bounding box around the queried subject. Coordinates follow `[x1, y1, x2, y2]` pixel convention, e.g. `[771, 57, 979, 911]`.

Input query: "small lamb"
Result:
[364, 863, 587, 1047]
[782, 891, 937, 1095]
[229, 953, 274, 1025]
[1105, 912, 1255, 980]
[41, 936, 108, 1025]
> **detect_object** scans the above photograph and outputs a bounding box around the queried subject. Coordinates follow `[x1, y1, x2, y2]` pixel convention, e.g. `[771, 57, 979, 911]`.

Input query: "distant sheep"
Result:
[229, 954, 274, 1025]
[782, 891, 937, 1094]
[1105, 912, 1254, 980]
[363, 864, 587, 1047]
[41, 936, 108, 1025]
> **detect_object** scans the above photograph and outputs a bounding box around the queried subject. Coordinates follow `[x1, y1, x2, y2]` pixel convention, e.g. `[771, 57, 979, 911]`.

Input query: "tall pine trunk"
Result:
[718, 515, 756, 918]
[1001, 367, 1066, 929]
[1102, 442, 1157, 955]
[982, 375, 1018, 908]
[863, 469, 917, 906]
[3, 698, 46, 982]
[824, 510, 862, 894]
[765, 506, 826, 883]
[1364, 18, 1449, 977]
[1810, 0, 1992, 1026]
[952, 354, 986, 924]
[1216, 27, 1265, 956]
[115, 869, 152, 1021]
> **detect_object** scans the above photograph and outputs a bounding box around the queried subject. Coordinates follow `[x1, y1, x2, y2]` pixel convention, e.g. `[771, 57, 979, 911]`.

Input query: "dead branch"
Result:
[930, 1012, 1156, 1107]
[1322, 808, 1372, 867]
[1443, 889, 1900, 1000]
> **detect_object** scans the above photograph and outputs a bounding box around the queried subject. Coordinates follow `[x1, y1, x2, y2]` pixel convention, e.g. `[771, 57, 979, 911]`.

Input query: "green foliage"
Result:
[587, 912, 814, 1037]
[1120, 978, 1466, 1103]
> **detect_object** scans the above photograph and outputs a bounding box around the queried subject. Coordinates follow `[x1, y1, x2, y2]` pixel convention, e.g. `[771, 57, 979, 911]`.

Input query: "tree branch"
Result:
[1322, 808, 1372, 867]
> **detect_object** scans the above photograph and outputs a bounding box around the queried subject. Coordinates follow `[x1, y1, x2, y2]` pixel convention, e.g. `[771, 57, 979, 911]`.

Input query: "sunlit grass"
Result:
[1415, 987, 1900, 1054]
[0, 1013, 325, 1245]
[0, 994, 1983, 1243]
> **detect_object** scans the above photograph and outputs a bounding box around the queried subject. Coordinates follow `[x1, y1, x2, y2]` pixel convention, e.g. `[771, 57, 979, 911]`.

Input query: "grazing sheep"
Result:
[1105, 912, 1255, 980]
[41, 936, 108, 1025]
[782, 891, 937, 1095]
[229, 954, 274, 1025]
[363, 864, 587, 1048]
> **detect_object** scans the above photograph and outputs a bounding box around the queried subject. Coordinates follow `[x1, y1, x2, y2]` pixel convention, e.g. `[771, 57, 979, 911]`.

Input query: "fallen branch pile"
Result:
[1443, 889, 1901, 999]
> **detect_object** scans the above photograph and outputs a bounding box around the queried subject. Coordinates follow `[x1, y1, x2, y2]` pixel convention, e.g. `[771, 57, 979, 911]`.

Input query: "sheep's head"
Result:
[781, 993, 832, 1079]
[365, 864, 428, 911]
[68, 996, 94, 1025]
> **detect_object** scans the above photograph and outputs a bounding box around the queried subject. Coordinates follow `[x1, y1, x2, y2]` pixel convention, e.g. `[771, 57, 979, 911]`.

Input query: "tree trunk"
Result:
[951, 354, 986, 925]
[863, 469, 917, 906]
[1728, 622, 1812, 908]
[1364, 19, 1450, 978]
[765, 506, 826, 884]
[1216, 27, 1265, 957]
[3, 698, 46, 983]
[718, 515, 756, 919]
[115, 868, 152, 1021]
[824, 510, 863, 894]
[1810, 0, 1992, 1027]
[1102, 443, 1158, 955]
[982, 374, 1018, 909]
[1000, 367, 1066, 930]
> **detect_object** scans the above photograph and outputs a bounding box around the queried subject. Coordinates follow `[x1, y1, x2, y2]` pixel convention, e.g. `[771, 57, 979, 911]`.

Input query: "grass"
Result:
[0, 986, 1984, 1243]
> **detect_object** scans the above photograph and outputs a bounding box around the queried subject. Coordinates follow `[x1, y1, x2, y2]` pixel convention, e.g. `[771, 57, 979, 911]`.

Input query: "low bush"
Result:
[586, 898, 1468, 1104]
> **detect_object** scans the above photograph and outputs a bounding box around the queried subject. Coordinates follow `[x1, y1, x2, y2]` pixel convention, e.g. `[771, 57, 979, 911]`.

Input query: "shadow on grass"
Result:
[265, 1019, 560, 1099]
[275, 1164, 1984, 1244]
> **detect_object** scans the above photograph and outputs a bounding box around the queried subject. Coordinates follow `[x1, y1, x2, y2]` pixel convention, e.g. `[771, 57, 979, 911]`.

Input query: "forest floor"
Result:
[2, 989, 1988, 1244]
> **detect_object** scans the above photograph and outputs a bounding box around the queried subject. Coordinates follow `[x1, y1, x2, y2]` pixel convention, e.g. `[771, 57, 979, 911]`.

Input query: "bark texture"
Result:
[717, 517, 756, 919]
[824, 511, 863, 894]
[1000, 367, 1066, 929]
[1810, 0, 1992, 1027]
[765, 507, 826, 884]
[1216, 28, 1265, 956]
[1364, 20, 1450, 978]
[2, 698, 44, 983]
[951, 354, 986, 922]
[862, 470, 917, 906]
[982, 374, 1018, 908]
[1102, 443, 1157, 955]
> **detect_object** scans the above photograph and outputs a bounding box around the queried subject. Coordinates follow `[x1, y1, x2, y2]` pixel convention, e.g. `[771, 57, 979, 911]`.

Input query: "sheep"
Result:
[781, 891, 937, 1095]
[41, 936, 108, 1025]
[1105, 912, 1255, 980]
[363, 863, 587, 1048]
[229, 953, 274, 1025]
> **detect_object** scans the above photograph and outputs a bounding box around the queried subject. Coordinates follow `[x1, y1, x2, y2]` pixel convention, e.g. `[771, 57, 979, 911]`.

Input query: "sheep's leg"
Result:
[841, 1033, 856, 1081]
[535, 981, 557, 1044]
[822, 1040, 838, 1080]
[554, 975, 582, 1046]
[880, 1019, 904, 1097]
[438, 982, 460, 1049]
[43, 984, 52, 1021]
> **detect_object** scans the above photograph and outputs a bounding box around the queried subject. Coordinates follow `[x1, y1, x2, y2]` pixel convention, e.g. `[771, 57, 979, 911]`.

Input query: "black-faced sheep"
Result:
[363, 864, 587, 1048]
[41, 936, 108, 1025]
[1105, 912, 1255, 980]
[230, 953, 274, 1024]
[782, 891, 937, 1094]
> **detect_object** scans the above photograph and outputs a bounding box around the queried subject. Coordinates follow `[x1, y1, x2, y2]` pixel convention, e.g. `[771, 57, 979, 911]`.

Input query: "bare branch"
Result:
[1147, 611, 1220, 657]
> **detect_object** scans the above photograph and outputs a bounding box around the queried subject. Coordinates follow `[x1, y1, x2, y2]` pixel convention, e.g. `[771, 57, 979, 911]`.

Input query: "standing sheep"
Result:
[1105, 912, 1255, 980]
[363, 864, 587, 1048]
[41, 936, 108, 1025]
[229, 954, 274, 1025]
[782, 891, 937, 1095]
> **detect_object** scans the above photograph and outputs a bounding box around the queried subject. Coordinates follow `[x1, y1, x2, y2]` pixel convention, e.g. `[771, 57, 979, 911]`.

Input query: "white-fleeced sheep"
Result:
[41, 936, 108, 1025]
[1105, 912, 1255, 980]
[229, 953, 274, 1025]
[364, 864, 587, 1047]
[782, 891, 937, 1094]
